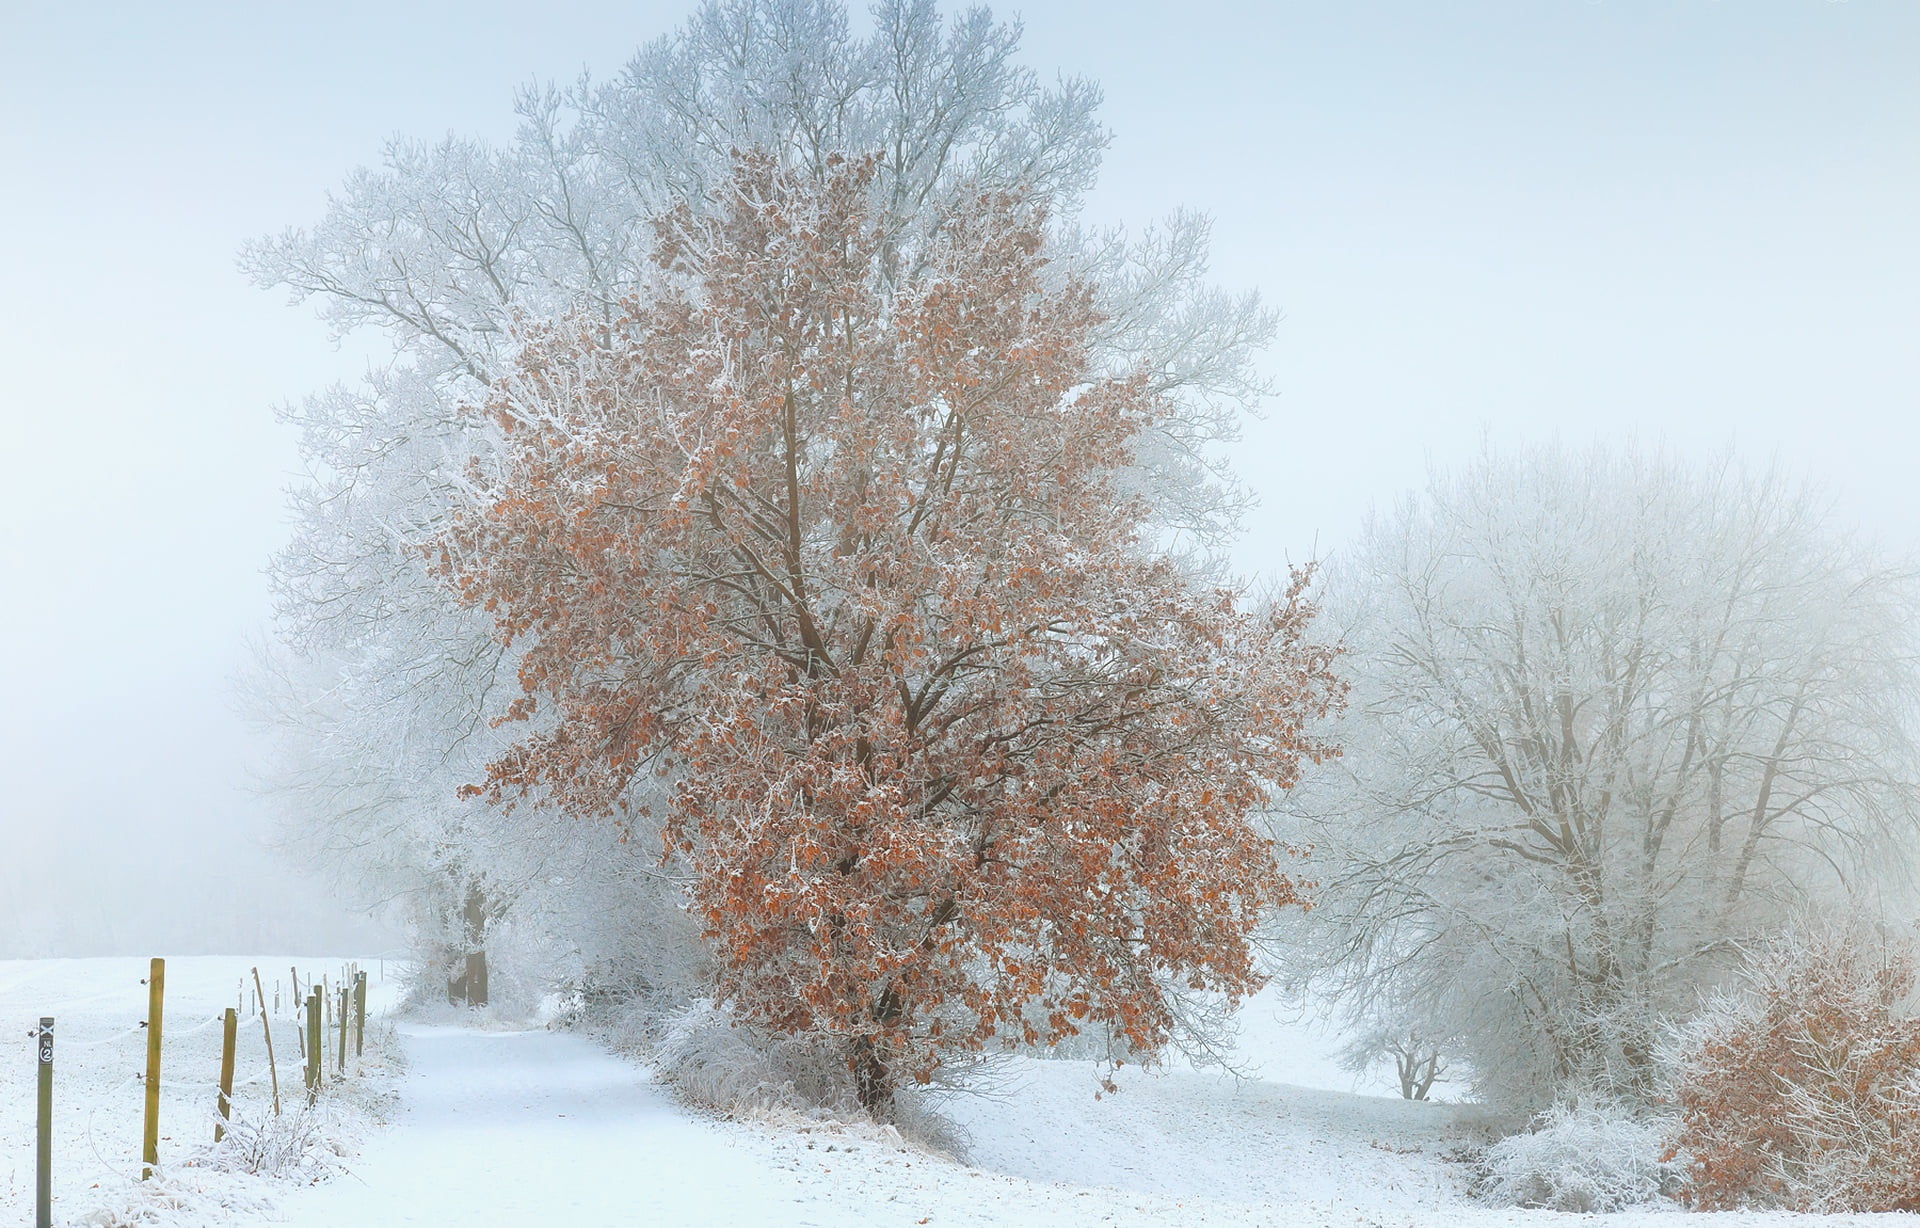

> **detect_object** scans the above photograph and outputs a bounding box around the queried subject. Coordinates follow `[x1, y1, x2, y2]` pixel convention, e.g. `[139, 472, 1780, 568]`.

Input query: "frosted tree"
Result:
[433, 153, 1340, 1114]
[249, 0, 1276, 1009]
[1272, 445, 1920, 1109]
[246, 0, 1268, 545]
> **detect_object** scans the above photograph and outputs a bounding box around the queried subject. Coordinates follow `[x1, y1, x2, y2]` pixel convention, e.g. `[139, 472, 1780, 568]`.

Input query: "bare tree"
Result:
[1337, 1022, 1450, 1100]
[1273, 444, 1920, 1110]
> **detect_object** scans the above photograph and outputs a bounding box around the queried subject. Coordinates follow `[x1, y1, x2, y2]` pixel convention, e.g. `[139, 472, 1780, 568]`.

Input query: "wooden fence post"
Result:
[337, 986, 349, 1076]
[35, 1016, 53, 1228]
[354, 972, 367, 1057]
[304, 991, 321, 1104]
[142, 958, 165, 1180]
[251, 967, 280, 1117]
[215, 1008, 237, 1142]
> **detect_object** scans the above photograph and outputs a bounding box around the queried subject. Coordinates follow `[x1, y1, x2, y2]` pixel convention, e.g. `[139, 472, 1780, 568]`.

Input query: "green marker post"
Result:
[36, 1016, 53, 1228]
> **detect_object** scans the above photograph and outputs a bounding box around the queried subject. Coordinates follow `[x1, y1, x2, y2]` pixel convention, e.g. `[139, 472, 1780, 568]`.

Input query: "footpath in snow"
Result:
[274, 1024, 806, 1226]
[276, 1021, 1459, 1227]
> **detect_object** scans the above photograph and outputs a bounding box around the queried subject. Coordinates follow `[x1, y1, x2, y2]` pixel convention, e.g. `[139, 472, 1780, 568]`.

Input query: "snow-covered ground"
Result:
[271, 1020, 1469, 1228]
[270, 1022, 1903, 1227]
[7, 959, 1913, 1226]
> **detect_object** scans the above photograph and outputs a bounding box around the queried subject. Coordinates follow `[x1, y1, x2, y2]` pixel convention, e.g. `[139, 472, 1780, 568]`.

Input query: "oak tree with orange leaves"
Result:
[436, 152, 1341, 1115]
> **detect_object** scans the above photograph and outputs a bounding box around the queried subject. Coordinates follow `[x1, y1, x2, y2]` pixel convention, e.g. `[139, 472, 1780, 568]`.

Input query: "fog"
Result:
[0, 1, 1913, 957]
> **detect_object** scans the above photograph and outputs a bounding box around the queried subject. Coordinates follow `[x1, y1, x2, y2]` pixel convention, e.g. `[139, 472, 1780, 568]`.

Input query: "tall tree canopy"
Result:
[250, 0, 1277, 1002]
[436, 154, 1340, 1112]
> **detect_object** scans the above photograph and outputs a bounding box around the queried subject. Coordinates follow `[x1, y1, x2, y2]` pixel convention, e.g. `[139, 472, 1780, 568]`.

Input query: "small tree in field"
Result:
[1669, 927, 1920, 1212]
[435, 153, 1340, 1114]
[1340, 1023, 1449, 1101]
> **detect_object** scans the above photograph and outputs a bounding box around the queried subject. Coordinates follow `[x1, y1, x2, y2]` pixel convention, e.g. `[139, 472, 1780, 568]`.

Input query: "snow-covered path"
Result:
[274, 1024, 799, 1226]
[270, 1022, 1475, 1227]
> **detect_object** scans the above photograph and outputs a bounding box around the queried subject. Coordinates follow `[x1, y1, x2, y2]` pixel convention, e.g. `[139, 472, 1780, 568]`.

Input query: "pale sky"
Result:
[1, 1, 1914, 955]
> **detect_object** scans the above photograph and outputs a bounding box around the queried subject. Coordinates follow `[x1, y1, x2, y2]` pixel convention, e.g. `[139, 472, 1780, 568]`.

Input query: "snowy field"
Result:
[5, 959, 1912, 1226]
[0, 956, 403, 1226]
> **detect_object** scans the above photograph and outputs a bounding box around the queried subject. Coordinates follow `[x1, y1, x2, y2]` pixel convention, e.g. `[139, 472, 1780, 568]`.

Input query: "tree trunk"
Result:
[1397, 1050, 1419, 1099]
[849, 1036, 894, 1119]
[463, 881, 489, 1007]
[446, 878, 490, 1007]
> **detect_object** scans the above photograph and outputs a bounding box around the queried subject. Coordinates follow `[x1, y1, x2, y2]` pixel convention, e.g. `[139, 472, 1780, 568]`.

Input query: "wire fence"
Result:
[21, 957, 382, 1228]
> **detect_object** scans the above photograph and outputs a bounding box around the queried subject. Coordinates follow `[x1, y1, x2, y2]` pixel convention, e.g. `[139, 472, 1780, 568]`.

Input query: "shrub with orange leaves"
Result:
[1667, 926, 1920, 1212]
[434, 151, 1342, 1115]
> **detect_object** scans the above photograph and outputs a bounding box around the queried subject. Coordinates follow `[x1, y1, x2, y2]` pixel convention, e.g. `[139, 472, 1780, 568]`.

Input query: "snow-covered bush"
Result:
[1475, 1099, 1683, 1212]
[654, 999, 860, 1117]
[645, 999, 971, 1155]
[203, 1017, 405, 1180]
[204, 1105, 335, 1180]
[1667, 926, 1920, 1212]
